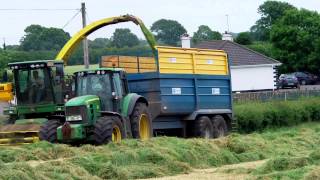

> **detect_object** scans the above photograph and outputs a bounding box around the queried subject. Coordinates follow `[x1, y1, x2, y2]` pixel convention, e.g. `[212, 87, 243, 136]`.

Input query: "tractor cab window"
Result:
[76, 73, 112, 111]
[50, 64, 64, 104]
[15, 68, 54, 105]
[112, 73, 123, 98]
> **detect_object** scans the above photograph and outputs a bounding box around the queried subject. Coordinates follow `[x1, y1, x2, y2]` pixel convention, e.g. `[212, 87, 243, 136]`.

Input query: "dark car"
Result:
[278, 74, 299, 89]
[292, 72, 316, 85]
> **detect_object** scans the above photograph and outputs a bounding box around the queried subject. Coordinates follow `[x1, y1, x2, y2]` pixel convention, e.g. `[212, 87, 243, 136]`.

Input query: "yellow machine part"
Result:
[0, 124, 40, 145]
[56, 14, 157, 64]
[0, 82, 13, 102]
[100, 46, 229, 76]
[101, 55, 157, 73]
[156, 46, 229, 75]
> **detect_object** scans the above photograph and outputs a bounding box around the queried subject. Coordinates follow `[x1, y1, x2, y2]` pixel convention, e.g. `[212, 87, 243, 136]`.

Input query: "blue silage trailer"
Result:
[101, 46, 234, 138]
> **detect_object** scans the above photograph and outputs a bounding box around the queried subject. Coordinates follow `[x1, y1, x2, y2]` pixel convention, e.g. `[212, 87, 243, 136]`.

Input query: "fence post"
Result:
[284, 92, 287, 101]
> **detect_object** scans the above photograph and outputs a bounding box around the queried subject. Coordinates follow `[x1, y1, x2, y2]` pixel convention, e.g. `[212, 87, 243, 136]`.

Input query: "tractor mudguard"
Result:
[122, 93, 148, 117]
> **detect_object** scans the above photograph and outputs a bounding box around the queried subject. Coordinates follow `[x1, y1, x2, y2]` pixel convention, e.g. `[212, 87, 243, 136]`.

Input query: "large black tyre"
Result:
[130, 102, 153, 140]
[39, 119, 62, 143]
[193, 116, 213, 139]
[212, 115, 228, 138]
[93, 116, 125, 145]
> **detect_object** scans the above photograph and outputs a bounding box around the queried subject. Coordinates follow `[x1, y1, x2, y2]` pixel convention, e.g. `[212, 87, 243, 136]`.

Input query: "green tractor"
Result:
[0, 60, 72, 145]
[39, 68, 153, 144]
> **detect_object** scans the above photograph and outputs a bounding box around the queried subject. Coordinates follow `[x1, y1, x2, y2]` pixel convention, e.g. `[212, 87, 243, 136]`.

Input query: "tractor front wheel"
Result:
[39, 119, 62, 143]
[130, 103, 153, 140]
[93, 116, 125, 145]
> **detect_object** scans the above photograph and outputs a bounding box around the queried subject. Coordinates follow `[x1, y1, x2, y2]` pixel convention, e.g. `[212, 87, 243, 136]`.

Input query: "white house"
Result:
[195, 40, 281, 92]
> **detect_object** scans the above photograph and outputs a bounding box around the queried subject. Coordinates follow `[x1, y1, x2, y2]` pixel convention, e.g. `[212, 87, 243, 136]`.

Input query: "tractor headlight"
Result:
[66, 115, 82, 121]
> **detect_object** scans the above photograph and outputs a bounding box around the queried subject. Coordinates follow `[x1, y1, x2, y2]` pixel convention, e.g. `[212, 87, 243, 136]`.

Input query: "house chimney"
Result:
[181, 33, 191, 48]
[222, 31, 233, 41]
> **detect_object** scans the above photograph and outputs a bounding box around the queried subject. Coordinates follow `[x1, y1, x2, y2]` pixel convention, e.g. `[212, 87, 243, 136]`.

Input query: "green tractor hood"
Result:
[66, 95, 100, 107]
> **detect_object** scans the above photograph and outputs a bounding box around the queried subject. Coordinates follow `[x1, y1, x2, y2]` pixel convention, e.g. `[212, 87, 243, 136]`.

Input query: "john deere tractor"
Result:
[0, 60, 72, 145]
[39, 68, 153, 144]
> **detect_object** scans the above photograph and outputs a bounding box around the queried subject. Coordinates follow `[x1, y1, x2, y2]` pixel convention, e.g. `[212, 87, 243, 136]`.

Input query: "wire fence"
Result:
[233, 89, 320, 103]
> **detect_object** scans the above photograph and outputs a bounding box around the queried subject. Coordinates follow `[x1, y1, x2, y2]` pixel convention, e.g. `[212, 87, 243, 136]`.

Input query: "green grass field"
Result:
[0, 122, 320, 179]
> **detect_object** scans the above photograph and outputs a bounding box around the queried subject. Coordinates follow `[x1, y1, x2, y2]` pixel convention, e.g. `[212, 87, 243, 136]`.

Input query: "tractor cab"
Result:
[74, 68, 127, 111]
[5, 60, 66, 119]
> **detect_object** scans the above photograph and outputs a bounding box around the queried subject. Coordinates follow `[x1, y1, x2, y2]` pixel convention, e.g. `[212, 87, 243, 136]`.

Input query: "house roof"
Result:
[195, 40, 280, 66]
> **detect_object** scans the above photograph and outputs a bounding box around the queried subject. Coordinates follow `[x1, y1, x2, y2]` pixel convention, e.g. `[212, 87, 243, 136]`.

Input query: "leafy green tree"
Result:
[235, 32, 253, 45]
[192, 25, 222, 44]
[151, 19, 187, 46]
[270, 8, 320, 73]
[89, 38, 111, 49]
[250, 1, 296, 41]
[110, 28, 139, 48]
[20, 25, 70, 51]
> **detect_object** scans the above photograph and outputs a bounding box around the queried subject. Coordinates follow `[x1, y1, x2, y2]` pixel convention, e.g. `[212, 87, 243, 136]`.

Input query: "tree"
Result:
[89, 38, 111, 49]
[151, 19, 187, 46]
[20, 25, 70, 51]
[192, 25, 222, 44]
[270, 8, 320, 73]
[250, 1, 296, 41]
[110, 28, 139, 48]
[235, 32, 253, 45]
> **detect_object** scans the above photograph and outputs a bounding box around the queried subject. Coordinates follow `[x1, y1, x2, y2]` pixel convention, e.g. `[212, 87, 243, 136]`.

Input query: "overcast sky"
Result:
[1, 0, 319, 45]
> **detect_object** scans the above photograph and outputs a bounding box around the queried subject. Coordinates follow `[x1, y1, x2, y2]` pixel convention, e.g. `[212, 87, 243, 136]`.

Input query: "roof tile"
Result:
[195, 40, 280, 66]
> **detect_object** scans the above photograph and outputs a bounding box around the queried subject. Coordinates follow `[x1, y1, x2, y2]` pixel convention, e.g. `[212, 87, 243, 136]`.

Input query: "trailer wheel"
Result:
[212, 115, 228, 138]
[194, 116, 213, 139]
[130, 103, 152, 140]
[39, 119, 62, 143]
[93, 116, 125, 145]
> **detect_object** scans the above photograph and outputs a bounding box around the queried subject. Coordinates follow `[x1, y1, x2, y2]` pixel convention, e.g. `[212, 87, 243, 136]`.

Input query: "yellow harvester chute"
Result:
[56, 14, 157, 64]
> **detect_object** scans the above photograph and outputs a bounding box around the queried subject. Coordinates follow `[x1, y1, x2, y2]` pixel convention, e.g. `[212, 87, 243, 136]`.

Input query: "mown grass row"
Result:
[235, 97, 320, 133]
[0, 122, 320, 179]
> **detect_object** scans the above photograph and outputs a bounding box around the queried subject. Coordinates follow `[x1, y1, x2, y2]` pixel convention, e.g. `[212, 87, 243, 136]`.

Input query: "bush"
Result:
[235, 98, 320, 133]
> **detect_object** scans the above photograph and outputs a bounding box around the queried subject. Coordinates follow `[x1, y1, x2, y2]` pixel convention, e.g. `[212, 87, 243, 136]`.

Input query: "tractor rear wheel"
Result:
[93, 116, 125, 145]
[39, 119, 62, 143]
[193, 116, 213, 139]
[212, 115, 228, 138]
[130, 103, 152, 140]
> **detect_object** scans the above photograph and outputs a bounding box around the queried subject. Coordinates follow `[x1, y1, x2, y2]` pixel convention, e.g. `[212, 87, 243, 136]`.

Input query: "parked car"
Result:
[303, 72, 318, 84]
[278, 74, 299, 89]
[292, 72, 317, 85]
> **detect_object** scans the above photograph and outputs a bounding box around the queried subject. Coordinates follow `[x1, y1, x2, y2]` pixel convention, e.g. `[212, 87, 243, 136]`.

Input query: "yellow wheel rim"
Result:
[112, 126, 122, 143]
[139, 114, 150, 140]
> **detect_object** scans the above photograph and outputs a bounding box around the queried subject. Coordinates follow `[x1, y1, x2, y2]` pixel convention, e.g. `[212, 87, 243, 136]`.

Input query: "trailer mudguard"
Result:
[121, 93, 148, 117]
[184, 109, 233, 120]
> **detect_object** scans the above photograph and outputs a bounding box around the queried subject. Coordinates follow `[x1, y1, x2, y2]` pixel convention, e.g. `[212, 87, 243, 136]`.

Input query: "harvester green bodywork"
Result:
[0, 60, 71, 145]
